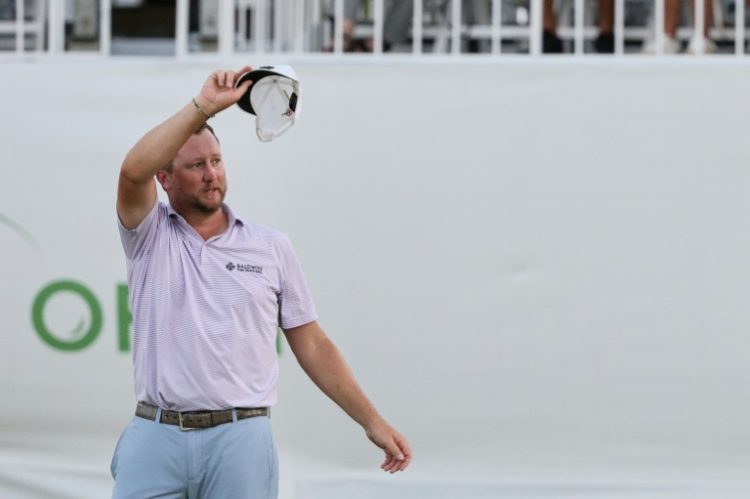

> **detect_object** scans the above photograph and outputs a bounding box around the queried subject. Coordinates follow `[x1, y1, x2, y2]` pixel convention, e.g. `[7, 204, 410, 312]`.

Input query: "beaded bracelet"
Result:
[192, 97, 215, 120]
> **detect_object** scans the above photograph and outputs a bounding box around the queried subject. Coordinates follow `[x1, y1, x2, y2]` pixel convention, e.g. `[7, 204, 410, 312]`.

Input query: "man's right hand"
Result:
[195, 66, 254, 118]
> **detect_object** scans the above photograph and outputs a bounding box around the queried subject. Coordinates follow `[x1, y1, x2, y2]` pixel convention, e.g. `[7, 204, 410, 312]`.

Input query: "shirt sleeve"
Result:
[276, 233, 318, 329]
[117, 201, 162, 261]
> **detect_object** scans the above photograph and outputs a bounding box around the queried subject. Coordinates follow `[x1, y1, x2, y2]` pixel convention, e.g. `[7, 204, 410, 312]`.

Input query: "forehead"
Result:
[174, 130, 221, 164]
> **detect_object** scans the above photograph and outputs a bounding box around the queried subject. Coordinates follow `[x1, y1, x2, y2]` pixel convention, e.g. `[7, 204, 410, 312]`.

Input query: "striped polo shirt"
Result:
[118, 201, 317, 411]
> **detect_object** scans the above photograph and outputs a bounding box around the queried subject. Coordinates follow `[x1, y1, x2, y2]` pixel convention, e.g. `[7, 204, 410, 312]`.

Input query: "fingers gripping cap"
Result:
[235, 65, 300, 142]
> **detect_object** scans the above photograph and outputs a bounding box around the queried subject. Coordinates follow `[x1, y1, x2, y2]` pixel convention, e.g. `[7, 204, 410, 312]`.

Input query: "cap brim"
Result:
[235, 66, 299, 115]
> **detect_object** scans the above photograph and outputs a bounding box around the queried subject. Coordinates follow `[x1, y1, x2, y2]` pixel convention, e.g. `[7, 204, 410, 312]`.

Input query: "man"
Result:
[543, 0, 616, 53]
[112, 66, 412, 499]
[641, 0, 715, 54]
[333, 0, 488, 53]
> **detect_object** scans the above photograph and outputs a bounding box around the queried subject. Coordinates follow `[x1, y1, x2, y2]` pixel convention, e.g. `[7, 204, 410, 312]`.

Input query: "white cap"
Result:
[235, 65, 300, 142]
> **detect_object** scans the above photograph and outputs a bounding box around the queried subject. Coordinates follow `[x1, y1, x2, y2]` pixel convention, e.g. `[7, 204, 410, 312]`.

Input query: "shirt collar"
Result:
[222, 203, 245, 227]
[167, 203, 245, 227]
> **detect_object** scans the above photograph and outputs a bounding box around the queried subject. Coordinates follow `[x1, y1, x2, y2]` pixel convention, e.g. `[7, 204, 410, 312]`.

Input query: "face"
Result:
[159, 130, 227, 215]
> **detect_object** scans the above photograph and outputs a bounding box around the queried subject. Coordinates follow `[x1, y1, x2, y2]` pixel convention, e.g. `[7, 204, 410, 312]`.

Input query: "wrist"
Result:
[362, 413, 386, 433]
[192, 96, 216, 120]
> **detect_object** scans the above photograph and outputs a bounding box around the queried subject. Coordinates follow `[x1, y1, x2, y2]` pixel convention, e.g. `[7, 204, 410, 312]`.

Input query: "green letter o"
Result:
[32, 280, 102, 352]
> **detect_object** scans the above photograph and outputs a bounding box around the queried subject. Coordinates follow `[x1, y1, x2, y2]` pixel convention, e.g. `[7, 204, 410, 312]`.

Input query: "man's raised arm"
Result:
[117, 66, 253, 229]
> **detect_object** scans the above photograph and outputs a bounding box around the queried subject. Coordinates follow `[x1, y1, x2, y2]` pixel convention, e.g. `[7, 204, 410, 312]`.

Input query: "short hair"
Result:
[163, 123, 220, 172]
[199, 123, 220, 146]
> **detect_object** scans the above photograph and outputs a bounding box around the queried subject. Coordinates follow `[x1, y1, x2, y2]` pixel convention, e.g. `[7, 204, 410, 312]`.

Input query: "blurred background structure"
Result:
[0, 0, 749, 55]
[2, 2, 750, 499]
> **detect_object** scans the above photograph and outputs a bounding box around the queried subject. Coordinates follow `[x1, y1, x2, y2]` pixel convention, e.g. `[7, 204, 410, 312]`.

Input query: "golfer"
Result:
[111, 65, 412, 499]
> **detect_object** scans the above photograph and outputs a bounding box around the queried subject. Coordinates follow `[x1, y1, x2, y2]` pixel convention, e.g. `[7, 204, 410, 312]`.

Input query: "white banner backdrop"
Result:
[2, 58, 750, 498]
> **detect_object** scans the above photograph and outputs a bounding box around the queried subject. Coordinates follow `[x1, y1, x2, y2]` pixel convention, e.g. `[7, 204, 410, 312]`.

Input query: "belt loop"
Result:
[231, 408, 238, 423]
[155, 407, 163, 424]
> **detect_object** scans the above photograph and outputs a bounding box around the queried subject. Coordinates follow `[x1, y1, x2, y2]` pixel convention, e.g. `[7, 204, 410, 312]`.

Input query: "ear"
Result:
[156, 170, 171, 191]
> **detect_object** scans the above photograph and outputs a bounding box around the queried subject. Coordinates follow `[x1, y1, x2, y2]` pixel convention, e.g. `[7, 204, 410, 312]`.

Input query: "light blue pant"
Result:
[111, 410, 278, 499]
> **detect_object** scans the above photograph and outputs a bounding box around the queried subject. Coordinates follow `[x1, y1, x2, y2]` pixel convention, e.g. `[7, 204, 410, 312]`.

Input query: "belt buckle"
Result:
[178, 412, 199, 431]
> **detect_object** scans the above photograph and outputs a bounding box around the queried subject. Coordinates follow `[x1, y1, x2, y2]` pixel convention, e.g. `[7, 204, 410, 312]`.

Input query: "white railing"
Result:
[737, 0, 746, 54]
[4, 0, 749, 57]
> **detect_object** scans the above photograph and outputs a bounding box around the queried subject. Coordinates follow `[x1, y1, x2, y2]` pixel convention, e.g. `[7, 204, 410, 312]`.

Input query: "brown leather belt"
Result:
[135, 402, 269, 431]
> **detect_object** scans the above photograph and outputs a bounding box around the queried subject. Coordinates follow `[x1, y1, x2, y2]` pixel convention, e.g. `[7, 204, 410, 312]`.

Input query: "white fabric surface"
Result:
[2, 58, 750, 499]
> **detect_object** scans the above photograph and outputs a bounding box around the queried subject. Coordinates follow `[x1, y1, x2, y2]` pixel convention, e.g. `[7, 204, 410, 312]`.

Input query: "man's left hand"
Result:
[365, 420, 413, 473]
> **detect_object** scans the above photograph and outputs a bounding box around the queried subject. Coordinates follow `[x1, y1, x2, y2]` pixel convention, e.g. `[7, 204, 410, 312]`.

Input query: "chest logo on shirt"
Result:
[226, 262, 263, 274]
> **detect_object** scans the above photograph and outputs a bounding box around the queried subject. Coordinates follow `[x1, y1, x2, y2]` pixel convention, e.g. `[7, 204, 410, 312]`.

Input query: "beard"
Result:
[179, 184, 227, 214]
